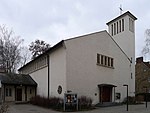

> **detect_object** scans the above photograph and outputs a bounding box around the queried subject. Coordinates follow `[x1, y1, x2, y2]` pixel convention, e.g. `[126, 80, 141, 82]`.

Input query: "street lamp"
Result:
[123, 84, 129, 111]
[143, 86, 148, 108]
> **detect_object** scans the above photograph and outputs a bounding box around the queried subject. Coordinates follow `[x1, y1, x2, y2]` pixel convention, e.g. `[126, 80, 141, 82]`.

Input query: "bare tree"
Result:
[29, 39, 50, 59]
[142, 29, 150, 59]
[0, 25, 24, 73]
[20, 46, 31, 67]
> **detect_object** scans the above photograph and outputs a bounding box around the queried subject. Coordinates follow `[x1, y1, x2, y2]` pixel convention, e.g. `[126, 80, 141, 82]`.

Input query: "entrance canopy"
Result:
[98, 84, 117, 88]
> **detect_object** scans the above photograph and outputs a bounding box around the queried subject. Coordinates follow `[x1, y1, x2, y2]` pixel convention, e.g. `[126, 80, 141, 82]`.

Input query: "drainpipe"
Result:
[47, 54, 50, 99]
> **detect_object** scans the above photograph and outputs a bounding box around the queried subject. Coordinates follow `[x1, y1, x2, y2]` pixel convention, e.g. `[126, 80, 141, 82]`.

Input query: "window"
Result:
[122, 19, 124, 31]
[129, 18, 134, 32]
[6, 88, 8, 96]
[97, 54, 100, 64]
[6, 88, 12, 97]
[101, 55, 104, 65]
[30, 89, 32, 94]
[97, 53, 114, 68]
[111, 58, 114, 67]
[114, 23, 116, 35]
[105, 56, 107, 66]
[117, 22, 119, 34]
[119, 20, 121, 32]
[111, 24, 113, 36]
[108, 57, 110, 66]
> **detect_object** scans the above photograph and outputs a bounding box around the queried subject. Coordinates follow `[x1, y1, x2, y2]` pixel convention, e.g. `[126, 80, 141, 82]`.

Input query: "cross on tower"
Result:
[119, 5, 123, 15]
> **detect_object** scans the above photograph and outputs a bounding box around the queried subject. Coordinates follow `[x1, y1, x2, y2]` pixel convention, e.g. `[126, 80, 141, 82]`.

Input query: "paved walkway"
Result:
[3, 103, 150, 113]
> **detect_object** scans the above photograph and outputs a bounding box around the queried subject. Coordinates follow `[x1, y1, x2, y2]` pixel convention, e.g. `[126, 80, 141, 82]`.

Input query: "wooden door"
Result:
[102, 87, 112, 102]
[16, 89, 22, 101]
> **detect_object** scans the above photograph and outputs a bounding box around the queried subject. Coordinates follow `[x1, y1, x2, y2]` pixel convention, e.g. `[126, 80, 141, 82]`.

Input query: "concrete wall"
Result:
[65, 31, 133, 104]
[30, 67, 48, 97]
[49, 47, 67, 98]
[27, 86, 36, 101]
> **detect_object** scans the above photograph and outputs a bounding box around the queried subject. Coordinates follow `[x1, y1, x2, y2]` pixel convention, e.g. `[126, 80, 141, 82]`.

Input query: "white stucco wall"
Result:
[30, 67, 48, 97]
[65, 31, 134, 104]
[27, 86, 36, 101]
[50, 47, 66, 98]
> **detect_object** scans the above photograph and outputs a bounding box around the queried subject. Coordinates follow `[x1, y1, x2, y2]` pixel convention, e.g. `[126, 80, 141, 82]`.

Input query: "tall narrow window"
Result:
[6, 88, 12, 96]
[114, 23, 116, 35]
[108, 57, 110, 67]
[97, 54, 100, 64]
[111, 24, 113, 36]
[129, 18, 134, 32]
[105, 56, 107, 66]
[119, 20, 121, 32]
[101, 55, 104, 65]
[111, 58, 114, 67]
[30, 89, 32, 94]
[117, 22, 118, 34]
[6, 88, 8, 96]
[129, 18, 131, 31]
[131, 73, 133, 79]
[122, 19, 124, 31]
[9, 88, 12, 96]
[131, 20, 134, 32]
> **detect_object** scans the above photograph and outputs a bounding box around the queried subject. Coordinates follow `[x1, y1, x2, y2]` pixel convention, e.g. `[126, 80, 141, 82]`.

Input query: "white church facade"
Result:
[18, 11, 137, 104]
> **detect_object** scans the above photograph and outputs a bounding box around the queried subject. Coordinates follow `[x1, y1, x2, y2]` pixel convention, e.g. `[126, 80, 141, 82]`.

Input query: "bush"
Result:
[123, 96, 136, 104]
[135, 94, 144, 102]
[136, 93, 150, 102]
[78, 96, 93, 110]
[30, 95, 93, 111]
[0, 104, 9, 113]
[30, 95, 63, 110]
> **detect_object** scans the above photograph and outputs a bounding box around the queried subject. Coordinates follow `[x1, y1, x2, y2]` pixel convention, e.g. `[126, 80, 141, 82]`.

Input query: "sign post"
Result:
[123, 84, 128, 111]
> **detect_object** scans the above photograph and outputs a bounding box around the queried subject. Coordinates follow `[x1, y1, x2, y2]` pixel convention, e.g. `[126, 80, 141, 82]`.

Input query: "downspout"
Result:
[47, 54, 50, 99]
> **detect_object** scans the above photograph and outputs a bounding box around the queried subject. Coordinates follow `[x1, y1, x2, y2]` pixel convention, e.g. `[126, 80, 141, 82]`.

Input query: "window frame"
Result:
[6, 88, 12, 97]
[97, 53, 114, 68]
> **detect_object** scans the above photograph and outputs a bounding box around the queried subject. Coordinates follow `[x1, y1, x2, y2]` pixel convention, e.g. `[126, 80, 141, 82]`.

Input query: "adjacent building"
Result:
[135, 57, 150, 94]
[0, 72, 37, 103]
[18, 11, 137, 104]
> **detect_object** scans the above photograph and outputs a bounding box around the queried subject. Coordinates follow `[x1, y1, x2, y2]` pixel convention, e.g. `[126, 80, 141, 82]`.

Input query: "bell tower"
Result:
[107, 11, 137, 60]
[106, 11, 137, 96]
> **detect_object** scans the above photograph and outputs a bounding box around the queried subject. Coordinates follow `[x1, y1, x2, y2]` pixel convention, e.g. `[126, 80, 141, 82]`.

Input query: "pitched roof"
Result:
[106, 11, 137, 25]
[0, 73, 37, 86]
[136, 57, 150, 69]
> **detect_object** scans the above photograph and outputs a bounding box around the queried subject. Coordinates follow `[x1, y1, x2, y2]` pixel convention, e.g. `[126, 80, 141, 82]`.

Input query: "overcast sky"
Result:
[0, 0, 150, 59]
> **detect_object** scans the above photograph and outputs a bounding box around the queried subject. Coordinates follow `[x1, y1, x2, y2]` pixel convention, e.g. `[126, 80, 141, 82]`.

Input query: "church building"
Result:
[18, 11, 137, 104]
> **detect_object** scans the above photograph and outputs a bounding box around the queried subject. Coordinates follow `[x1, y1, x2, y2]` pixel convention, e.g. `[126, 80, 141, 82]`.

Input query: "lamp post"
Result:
[123, 84, 128, 111]
[143, 86, 148, 108]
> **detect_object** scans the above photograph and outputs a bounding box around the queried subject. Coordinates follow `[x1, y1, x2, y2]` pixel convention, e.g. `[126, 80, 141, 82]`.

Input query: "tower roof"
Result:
[106, 11, 137, 25]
